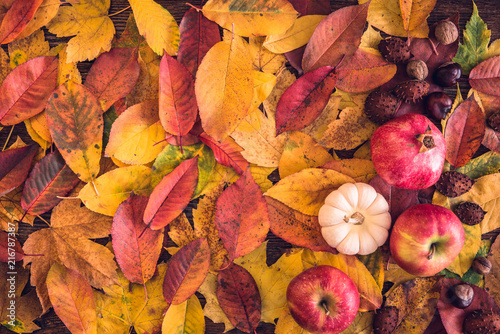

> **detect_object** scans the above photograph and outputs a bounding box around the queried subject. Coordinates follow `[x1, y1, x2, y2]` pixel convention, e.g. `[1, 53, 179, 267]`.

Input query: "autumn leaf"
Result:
[301, 94, 342, 143]
[215, 168, 270, 261]
[15, 0, 60, 41]
[202, 0, 298, 37]
[276, 66, 337, 135]
[265, 168, 355, 216]
[162, 294, 205, 334]
[0, 55, 57, 126]
[469, 55, 500, 96]
[95, 264, 169, 334]
[45, 81, 103, 183]
[279, 131, 334, 179]
[384, 276, 441, 333]
[144, 157, 198, 230]
[8, 29, 50, 67]
[46, 262, 97, 334]
[163, 238, 210, 305]
[444, 94, 485, 167]
[21, 150, 80, 215]
[248, 36, 287, 73]
[195, 37, 253, 142]
[0, 230, 24, 262]
[275, 307, 312, 334]
[398, 0, 437, 34]
[46, 0, 115, 62]
[0, 144, 37, 197]
[111, 193, 164, 285]
[84, 47, 140, 112]
[78, 165, 152, 217]
[217, 262, 261, 333]
[302, 2, 369, 73]
[0, 0, 43, 44]
[199, 132, 249, 175]
[105, 99, 167, 165]
[456, 151, 500, 179]
[128, 0, 179, 56]
[23, 199, 116, 313]
[0, 187, 36, 229]
[446, 224, 481, 277]
[322, 158, 377, 183]
[177, 7, 221, 76]
[485, 237, 500, 306]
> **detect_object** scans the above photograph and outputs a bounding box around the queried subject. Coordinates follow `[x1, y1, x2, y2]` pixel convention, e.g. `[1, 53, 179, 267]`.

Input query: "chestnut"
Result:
[448, 283, 474, 309]
[433, 62, 462, 87]
[425, 92, 453, 120]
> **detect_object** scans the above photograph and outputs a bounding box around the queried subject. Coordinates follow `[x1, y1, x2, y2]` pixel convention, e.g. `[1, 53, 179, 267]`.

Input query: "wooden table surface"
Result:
[1, 0, 500, 333]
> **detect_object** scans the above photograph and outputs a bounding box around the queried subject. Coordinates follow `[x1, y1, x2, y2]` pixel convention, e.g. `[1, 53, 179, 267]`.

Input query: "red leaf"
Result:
[21, 151, 80, 216]
[217, 262, 261, 333]
[285, 45, 306, 75]
[84, 47, 140, 112]
[111, 193, 164, 285]
[214, 169, 270, 261]
[0, 230, 24, 262]
[163, 238, 210, 305]
[275, 66, 337, 135]
[199, 132, 249, 175]
[143, 156, 199, 230]
[288, 0, 331, 16]
[266, 197, 335, 253]
[0, 144, 37, 197]
[301, 2, 369, 73]
[159, 54, 198, 139]
[0, 0, 44, 44]
[437, 278, 500, 334]
[0, 56, 58, 125]
[177, 7, 221, 76]
[482, 127, 500, 153]
[336, 48, 397, 93]
[444, 95, 486, 167]
[469, 55, 500, 96]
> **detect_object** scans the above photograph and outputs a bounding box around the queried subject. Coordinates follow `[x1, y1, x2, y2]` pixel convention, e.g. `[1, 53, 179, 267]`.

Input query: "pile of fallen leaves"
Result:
[1, 0, 500, 333]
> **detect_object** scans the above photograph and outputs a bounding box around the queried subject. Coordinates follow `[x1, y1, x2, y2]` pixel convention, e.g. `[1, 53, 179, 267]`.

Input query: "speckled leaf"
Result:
[456, 151, 500, 179]
[0, 0, 44, 44]
[163, 238, 210, 305]
[322, 158, 377, 183]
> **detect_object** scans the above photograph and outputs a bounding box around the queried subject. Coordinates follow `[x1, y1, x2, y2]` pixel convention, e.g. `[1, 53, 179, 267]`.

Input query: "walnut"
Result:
[435, 21, 459, 45]
[406, 59, 429, 81]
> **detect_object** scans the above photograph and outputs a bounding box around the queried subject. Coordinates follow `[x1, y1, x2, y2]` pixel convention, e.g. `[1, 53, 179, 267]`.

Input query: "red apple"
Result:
[390, 203, 465, 277]
[286, 265, 359, 334]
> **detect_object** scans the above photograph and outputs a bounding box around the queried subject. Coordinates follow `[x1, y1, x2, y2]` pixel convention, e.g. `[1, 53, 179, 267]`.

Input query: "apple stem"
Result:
[427, 243, 436, 260]
[320, 300, 330, 315]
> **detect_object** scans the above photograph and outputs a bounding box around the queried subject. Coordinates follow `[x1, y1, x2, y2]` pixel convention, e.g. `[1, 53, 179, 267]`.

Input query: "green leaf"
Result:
[456, 151, 500, 179]
[453, 1, 491, 74]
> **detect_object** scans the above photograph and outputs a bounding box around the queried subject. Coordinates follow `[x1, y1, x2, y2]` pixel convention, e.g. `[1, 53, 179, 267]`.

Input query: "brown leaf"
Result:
[217, 262, 261, 333]
[485, 237, 500, 307]
[322, 158, 377, 183]
[0, 144, 37, 197]
[469, 54, 500, 96]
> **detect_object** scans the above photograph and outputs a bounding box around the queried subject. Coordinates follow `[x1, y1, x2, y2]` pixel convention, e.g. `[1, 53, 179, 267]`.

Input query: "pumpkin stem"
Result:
[344, 212, 365, 225]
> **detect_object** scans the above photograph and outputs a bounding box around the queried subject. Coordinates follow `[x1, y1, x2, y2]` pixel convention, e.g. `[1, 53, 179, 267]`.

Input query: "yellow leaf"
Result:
[95, 264, 169, 334]
[78, 165, 152, 216]
[252, 71, 276, 111]
[320, 106, 378, 150]
[354, 140, 372, 159]
[301, 94, 342, 143]
[264, 168, 355, 216]
[485, 237, 500, 306]
[46, 0, 115, 62]
[196, 38, 254, 141]
[0, 47, 10, 84]
[162, 294, 205, 334]
[322, 158, 377, 183]
[168, 214, 196, 248]
[105, 99, 167, 165]
[384, 262, 418, 295]
[360, 0, 430, 38]
[360, 24, 383, 49]
[198, 162, 239, 197]
[432, 173, 500, 234]
[56, 44, 82, 85]
[128, 0, 179, 56]
[398, 0, 436, 32]
[447, 224, 481, 276]
[202, 0, 298, 37]
[279, 132, 334, 179]
[127, 48, 161, 105]
[15, 0, 60, 40]
[275, 307, 312, 334]
[24, 113, 52, 151]
[250, 166, 275, 193]
[342, 312, 375, 334]
[248, 36, 287, 73]
[197, 272, 234, 332]
[8, 29, 49, 67]
[301, 250, 383, 311]
[263, 15, 326, 54]
[486, 38, 500, 60]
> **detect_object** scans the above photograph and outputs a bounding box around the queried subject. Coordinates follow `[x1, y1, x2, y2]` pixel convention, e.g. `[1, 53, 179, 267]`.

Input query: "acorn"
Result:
[448, 283, 474, 309]
[472, 257, 492, 275]
[434, 171, 475, 198]
[373, 306, 399, 334]
[364, 90, 401, 124]
[463, 309, 500, 334]
[378, 38, 411, 63]
[487, 112, 500, 132]
[392, 80, 430, 103]
[454, 201, 486, 226]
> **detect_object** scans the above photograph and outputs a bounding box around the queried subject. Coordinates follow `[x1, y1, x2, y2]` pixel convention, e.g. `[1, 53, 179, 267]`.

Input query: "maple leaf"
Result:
[46, 0, 115, 62]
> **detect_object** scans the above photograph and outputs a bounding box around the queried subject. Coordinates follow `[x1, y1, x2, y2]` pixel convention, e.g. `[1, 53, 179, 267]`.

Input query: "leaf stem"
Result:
[37, 215, 51, 227]
[2, 125, 15, 151]
[109, 5, 131, 17]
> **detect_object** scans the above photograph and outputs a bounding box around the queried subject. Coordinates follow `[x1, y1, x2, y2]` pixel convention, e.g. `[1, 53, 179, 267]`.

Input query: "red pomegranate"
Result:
[370, 113, 446, 189]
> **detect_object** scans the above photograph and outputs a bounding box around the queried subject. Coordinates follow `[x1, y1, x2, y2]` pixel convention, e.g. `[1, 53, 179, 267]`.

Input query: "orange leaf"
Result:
[0, 230, 24, 262]
[217, 262, 261, 333]
[143, 156, 199, 230]
[302, 2, 369, 73]
[111, 194, 164, 285]
[199, 132, 249, 175]
[46, 262, 97, 334]
[469, 55, 500, 96]
[163, 238, 210, 305]
[0, 0, 44, 44]
[0, 144, 37, 197]
[321, 158, 377, 183]
[214, 169, 270, 261]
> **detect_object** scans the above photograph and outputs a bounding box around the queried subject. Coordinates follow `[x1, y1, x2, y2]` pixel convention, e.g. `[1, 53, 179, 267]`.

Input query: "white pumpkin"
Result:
[318, 182, 391, 255]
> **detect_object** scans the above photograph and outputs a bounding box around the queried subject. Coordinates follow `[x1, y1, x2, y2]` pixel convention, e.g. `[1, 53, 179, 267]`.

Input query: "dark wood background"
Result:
[1, 0, 500, 333]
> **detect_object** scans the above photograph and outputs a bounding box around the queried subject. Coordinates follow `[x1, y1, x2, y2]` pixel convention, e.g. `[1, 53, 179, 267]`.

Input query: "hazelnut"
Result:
[472, 257, 492, 275]
[435, 21, 459, 45]
[406, 59, 429, 81]
[448, 283, 474, 309]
